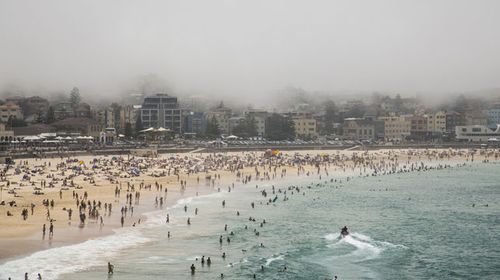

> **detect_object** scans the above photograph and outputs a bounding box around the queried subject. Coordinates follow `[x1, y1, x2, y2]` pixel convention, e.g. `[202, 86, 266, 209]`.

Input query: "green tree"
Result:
[45, 106, 55, 124]
[35, 111, 45, 123]
[232, 115, 257, 137]
[124, 122, 133, 139]
[70, 87, 81, 110]
[110, 103, 122, 130]
[265, 113, 295, 140]
[323, 100, 337, 134]
[135, 113, 144, 135]
[206, 116, 221, 138]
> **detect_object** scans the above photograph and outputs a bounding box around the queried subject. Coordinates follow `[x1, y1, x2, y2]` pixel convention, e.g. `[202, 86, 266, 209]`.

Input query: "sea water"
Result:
[1, 162, 500, 279]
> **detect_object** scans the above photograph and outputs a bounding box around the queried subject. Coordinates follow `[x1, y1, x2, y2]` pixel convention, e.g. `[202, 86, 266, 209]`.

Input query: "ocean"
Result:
[1, 161, 499, 279]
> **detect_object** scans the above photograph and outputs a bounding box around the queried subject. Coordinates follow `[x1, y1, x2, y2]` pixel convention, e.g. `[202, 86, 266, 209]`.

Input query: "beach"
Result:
[1, 148, 499, 279]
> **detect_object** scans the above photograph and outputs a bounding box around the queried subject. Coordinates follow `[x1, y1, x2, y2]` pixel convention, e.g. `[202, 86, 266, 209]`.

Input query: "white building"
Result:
[455, 125, 500, 142]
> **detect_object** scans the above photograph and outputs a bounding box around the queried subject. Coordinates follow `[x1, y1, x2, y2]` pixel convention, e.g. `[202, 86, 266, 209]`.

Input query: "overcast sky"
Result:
[0, 0, 499, 101]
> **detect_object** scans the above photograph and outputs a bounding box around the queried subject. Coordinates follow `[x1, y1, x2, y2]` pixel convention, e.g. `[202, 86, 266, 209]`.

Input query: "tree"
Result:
[323, 100, 337, 134]
[110, 103, 122, 130]
[135, 113, 144, 135]
[45, 106, 55, 124]
[70, 87, 81, 110]
[35, 111, 45, 123]
[124, 122, 133, 139]
[394, 94, 403, 112]
[206, 116, 221, 138]
[265, 113, 295, 140]
[232, 115, 258, 138]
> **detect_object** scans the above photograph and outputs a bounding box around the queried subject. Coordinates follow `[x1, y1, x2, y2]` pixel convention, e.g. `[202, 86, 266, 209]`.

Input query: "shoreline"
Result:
[0, 148, 497, 267]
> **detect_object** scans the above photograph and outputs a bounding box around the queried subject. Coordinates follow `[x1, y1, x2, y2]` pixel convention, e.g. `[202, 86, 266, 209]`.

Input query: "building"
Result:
[426, 111, 446, 134]
[52, 117, 102, 138]
[245, 109, 268, 137]
[486, 103, 500, 129]
[21, 96, 50, 121]
[293, 118, 317, 139]
[409, 115, 428, 139]
[93, 107, 115, 129]
[184, 112, 207, 135]
[140, 93, 182, 134]
[206, 102, 232, 135]
[119, 105, 139, 132]
[75, 103, 92, 118]
[0, 123, 14, 140]
[53, 102, 75, 120]
[343, 118, 384, 140]
[0, 102, 23, 123]
[446, 111, 465, 134]
[465, 110, 487, 126]
[228, 116, 245, 135]
[455, 125, 500, 142]
[379, 115, 411, 141]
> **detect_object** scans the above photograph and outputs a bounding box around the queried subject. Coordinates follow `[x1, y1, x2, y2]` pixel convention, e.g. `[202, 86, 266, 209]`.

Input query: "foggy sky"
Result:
[1, 0, 499, 103]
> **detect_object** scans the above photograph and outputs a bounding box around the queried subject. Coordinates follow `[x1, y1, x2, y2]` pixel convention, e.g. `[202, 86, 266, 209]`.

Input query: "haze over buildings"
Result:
[1, 0, 500, 105]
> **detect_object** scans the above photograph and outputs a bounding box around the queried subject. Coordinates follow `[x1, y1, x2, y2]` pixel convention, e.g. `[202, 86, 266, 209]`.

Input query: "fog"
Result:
[1, 0, 499, 105]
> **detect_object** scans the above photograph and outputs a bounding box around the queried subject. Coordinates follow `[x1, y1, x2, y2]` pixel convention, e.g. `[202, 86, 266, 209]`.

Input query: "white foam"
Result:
[0, 227, 150, 280]
[324, 232, 405, 261]
[265, 254, 284, 266]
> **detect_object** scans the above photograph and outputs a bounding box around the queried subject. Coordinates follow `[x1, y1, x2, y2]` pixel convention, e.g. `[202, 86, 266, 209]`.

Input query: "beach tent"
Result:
[23, 136, 41, 141]
[156, 127, 170, 132]
[140, 127, 155, 133]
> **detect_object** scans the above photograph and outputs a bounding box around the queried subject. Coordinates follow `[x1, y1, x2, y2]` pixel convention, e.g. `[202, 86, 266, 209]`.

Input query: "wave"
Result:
[0, 227, 150, 280]
[324, 232, 405, 262]
[265, 254, 284, 266]
[0, 191, 230, 280]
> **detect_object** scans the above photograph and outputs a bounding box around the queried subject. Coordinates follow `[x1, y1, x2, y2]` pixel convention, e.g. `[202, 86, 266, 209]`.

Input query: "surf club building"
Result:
[455, 124, 500, 142]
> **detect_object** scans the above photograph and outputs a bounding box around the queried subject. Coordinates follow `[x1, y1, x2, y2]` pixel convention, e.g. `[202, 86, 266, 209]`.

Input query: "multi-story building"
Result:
[206, 102, 232, 135]
[184, 112, 207, 135]
[93, 107, 115, 129]
[343, 118, 384, 140]
[486, 103, 500, 129]
[119, 105, 139, 132]
[21, 96, 50, 120]
[465, 110, 487, 126]
[293, 118, 317, 138]
[0, 102, 23, 122]
[379, 115, 411, 141]
[0, 123, 14, 140]
[409, 115, 428, 139]
[446, 111, 465, 134]
[245, 109, 268, 137]
[426, 111, 446, 134]
[53, 102, 75, 120]
[228, 116, 245, 135]
[140, 93, 182, 134]
[455, 125, 500, 142]
[75, 103, 91, 118]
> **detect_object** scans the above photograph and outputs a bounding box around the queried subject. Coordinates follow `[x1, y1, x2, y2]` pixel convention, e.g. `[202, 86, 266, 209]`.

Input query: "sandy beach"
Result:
[0, 148, 497, 264]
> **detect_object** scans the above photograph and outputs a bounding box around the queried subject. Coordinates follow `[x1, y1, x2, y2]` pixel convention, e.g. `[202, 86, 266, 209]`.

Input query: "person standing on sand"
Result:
[42, 224, 46, 237]
[49, 222, 54, 237]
